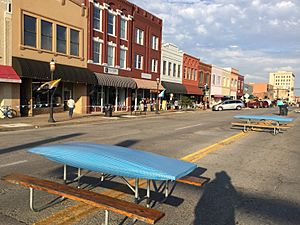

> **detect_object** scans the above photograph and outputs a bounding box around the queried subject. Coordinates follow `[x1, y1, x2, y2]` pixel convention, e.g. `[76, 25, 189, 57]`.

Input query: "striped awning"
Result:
[95, 73, 136, 89]
[0, 65, 21, 83]
[133, 78, 164, 90]
[161, 81, 186, 94]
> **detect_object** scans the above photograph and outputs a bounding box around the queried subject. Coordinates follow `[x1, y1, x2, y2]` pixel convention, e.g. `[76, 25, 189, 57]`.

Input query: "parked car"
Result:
[247, 100, 269, 108]
[212, 100, 245, 111]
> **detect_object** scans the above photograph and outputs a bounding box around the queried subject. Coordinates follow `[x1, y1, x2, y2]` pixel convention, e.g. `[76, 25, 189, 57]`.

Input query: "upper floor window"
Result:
[168, 62, 172, 76]
[107, 45, 114, 66]
[193, 69, 196, 80]
[7, 0, 12, 13]
[199, 71, 203, 83]
[70, 29, 79, 56]
[120, 18, 127, 39]
[184, 67, 187, 79]
[93, 7, 101, 31]
[56, 25, 66, 54]
[173, 64, 176, 77]
[120, 49, 126, 69]
[205, 73, 210, 84]
[177, 65, 181, 78]
[151, 59, 158, 73]
[24, 15, 36, 47]
[151, 36, 158, 50]
[135, 28, 144, 45]
[162, 61, 166, 75]
[135, 54, 143, 70]
[93, 40, 101, 64]
[41, 20, 52, 51]
[212, 74, 216, 85]
[108, 12, 115, 35]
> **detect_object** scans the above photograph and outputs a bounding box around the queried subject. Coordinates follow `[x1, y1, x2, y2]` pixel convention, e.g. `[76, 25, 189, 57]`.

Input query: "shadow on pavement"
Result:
[0, 133, 85, 155]
[115, 139, 139, 148]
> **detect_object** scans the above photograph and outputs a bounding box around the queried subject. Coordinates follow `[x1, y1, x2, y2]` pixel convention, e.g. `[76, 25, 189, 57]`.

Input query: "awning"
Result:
[184, 84, 203, 95]
[133, 78, 164, 90]
[0, 65, 21, 83]
[12, 57, 97, 84]
[95, 73, 136, 89]
[161, 81, 187, 94]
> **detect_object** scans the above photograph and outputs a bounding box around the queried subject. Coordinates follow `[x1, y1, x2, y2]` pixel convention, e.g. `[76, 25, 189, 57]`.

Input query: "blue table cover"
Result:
[29, 142, 197, 181]
[234, 115, 294, 123]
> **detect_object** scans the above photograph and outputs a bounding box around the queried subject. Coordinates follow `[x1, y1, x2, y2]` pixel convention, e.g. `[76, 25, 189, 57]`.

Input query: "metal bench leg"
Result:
[102, 210, 109, 225]
[146, 180, 151, 208]
[29, 188, 64, 212]
[63, 164, 67, 184]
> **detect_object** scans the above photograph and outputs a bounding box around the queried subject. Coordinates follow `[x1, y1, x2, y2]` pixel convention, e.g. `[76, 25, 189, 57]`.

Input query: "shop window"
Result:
[24, 15, 36, 47]
[56, 25, 66, 54]
[41, 20, 52, 51]
[70, 29, 79, 56]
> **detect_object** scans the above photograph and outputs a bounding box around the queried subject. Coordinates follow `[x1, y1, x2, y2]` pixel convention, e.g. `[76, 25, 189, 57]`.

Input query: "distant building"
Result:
[269, 71, 295, 103]
[250, 83, 274, 100]
[244, 83, 253, 96]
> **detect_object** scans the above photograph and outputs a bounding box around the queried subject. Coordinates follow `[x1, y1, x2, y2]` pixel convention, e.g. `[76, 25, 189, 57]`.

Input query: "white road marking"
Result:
[0, 123, 32, 128]
[175, 123, 203, 131]
[0, 160, 28, 168]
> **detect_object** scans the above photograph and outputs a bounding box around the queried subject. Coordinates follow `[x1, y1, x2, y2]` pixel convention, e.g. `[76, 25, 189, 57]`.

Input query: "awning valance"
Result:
[133, 78, 164, 90]
[0, 65, 21, 83]
[161, 81, 186, 94]
[95, 73, 136, 89]
[184, 84, 203, 95]
[12, 57, 97, 84]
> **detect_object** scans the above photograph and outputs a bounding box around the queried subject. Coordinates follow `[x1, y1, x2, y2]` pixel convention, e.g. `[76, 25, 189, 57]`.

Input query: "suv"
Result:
[212, 100, 245, 111]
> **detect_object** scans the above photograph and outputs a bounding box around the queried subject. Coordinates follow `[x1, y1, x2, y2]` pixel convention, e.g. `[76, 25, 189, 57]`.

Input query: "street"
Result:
[0, 108, 299, 225]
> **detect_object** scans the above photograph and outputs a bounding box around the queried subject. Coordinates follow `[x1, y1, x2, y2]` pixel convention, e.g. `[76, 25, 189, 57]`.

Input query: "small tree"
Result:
[180, 96, 192, 110]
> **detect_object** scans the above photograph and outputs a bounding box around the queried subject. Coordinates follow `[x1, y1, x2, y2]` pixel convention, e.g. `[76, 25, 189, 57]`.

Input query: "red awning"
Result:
[0, 65, 21, 83]
[184, 84, 203, 95]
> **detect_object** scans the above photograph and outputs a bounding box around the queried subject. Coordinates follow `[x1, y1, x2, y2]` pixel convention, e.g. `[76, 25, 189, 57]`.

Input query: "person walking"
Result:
[67, 96, 75, 119]
[277, 99, 284, 115]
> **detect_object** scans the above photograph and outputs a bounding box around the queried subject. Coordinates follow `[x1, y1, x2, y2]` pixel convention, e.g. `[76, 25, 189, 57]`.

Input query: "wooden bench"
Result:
[231, 122, 291, 135]
[1, 173, 164, 225]
[177, 175, 210, 187]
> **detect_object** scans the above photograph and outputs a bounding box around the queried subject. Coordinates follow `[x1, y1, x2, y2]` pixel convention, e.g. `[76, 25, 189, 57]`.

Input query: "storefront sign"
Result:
[104, 67, 119, 75]
[141, 73, 152, 79]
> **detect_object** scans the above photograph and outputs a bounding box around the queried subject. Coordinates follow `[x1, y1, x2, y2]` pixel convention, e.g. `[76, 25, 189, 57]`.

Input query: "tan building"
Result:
[269, 71, 295, 103]
[224, 67, 238, 99]
[249, 83, 274, 100]
[0, 0, 21, 116]
[9, 0, 97, 116]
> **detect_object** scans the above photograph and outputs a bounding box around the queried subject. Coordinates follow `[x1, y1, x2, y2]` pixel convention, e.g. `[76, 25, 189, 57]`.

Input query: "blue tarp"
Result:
[234, 115, 294, 123]
[29, 142, 197, 181]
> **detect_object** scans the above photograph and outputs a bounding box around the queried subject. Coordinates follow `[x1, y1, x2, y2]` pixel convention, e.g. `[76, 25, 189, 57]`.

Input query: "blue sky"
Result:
[130, 0, 300, 95]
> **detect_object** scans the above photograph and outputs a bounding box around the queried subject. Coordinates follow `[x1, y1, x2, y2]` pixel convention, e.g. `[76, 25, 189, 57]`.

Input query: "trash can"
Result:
[104, 104, 113, 117]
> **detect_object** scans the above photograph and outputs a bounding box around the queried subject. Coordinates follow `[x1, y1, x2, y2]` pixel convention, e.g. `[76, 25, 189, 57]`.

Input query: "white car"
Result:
[212, 100, 245, 111]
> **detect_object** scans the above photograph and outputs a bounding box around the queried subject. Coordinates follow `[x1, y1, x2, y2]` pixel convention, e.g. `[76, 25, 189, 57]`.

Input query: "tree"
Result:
[180, 96, 192, 110]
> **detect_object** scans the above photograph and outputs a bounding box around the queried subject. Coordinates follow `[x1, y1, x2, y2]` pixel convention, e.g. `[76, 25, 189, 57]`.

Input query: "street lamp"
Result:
[156, 77, 160, 114]
[48, 59, 55, 123]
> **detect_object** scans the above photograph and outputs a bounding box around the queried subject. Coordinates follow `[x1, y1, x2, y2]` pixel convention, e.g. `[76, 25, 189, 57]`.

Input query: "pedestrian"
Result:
[277, 99, 284, 115]
[67, 96, 75, 119]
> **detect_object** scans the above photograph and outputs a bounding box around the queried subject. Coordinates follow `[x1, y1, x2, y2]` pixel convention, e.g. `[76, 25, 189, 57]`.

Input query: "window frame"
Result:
[119, 48, 126, 69]
[120, 18, 127, 40]
[70, 29, 79, 56]
[107, 12, 115, 36]
[151, 59, 158, 73]
[107, 44, 115, 66]
[93, 6, 102, 31]
[135, 28, 144, 45]
[135, 54, 143, 70]
[56, 24, 67, 54]
[24, 14, 37, 48]
[93, 39, 102, 64]
[41, 20, 53, 51]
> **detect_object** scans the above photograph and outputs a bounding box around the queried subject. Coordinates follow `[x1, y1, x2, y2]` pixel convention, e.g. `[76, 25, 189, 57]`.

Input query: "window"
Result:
[135, 28, 144, 45]
[193, 69, 196, 80]
[205, 73, 210, 84]
[135, 54, 143, 69]
[152, 36, 158, 50]
[199, 71, 204, 83]
[184, 67, 187, 79]
[120, 49, 126, 69]
[41, 20, 52, 51]
[151, 59, 157, 72]
[93, 40, 101, 64]
[168, 62, 172, 76]
[177, 65, 181, 78]
[7, 0, 12, 13]
[217, 76, 221, 85]
[107, 45, 114, 66]
[162, 61, 166, 75]
[70, 29, 79, 56]
[173, 64, 176, 77]
[212, 74, 216, 85]
[56, 25, 66, 54]
[188, 68, 191, 80]
[93, 7, 101, 31]
[120, 18, 126, 39]
[108, 12, 115, 35]
[24, 15, 36, 47]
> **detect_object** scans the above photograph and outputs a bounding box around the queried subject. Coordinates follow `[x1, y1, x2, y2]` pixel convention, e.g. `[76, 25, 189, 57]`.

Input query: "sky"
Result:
[130, 0, 300, 95]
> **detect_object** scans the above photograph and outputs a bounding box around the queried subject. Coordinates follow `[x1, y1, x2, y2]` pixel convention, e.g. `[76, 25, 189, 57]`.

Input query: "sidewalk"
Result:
[0, 109, 197, 132]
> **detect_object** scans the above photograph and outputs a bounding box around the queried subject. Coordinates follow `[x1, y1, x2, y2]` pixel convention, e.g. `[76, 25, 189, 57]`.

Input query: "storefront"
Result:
[161, 81, 187, 109]
[92, 73, 136, 112]
[184, 84, 203, 103]
[12, 57, 97, 116]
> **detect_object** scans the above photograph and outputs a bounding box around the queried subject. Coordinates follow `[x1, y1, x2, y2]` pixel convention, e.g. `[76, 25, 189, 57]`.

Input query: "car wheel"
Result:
[236, 106, 242, 110]
[218, 106, 223, 111]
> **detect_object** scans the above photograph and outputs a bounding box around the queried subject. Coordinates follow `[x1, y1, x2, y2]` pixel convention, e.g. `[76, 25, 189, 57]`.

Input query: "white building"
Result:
[269, 71, 295, 103]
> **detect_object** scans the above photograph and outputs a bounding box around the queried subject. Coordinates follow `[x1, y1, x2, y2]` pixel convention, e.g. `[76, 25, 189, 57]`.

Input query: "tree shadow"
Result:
[194, 171, 237, 225]
[0, 133, 85, 155]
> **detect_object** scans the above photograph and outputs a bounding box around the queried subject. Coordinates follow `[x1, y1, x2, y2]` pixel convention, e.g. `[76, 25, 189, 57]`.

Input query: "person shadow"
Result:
[194, 171, 237, 225]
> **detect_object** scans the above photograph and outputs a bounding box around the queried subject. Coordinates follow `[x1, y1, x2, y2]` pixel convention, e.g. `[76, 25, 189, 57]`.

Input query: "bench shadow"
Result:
[115, 139, 139, 148]
[194, 171, 237, 225]
[0, 133, 85, 155]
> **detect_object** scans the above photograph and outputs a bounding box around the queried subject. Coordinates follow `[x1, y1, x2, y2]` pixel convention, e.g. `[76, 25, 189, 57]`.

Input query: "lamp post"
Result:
[48, 59, 55, 123]
[156, 78, 159, 114]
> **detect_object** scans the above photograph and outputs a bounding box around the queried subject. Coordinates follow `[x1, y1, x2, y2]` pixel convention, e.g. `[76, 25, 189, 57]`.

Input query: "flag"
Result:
[158, 89, 165, 98]
[37, 79, 61, 91]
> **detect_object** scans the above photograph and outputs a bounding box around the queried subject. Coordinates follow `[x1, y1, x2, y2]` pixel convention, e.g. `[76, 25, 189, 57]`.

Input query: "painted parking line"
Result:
[175, 123, 203, 131]
[0, 160, 28, 168]
[34, 131, 249, 225]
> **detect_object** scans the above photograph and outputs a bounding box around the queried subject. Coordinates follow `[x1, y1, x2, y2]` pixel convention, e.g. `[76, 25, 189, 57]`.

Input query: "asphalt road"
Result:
[0, 108, 299, 225]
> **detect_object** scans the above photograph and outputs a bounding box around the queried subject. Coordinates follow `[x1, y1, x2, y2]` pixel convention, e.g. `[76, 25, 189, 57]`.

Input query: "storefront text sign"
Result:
[141, 73, 152, 79]
[104, 67, 119, 75]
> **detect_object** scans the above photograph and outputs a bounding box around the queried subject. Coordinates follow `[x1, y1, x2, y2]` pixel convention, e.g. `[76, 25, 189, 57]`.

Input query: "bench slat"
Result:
[177, 175, 210, 187]
[1, 173, 164, 224]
